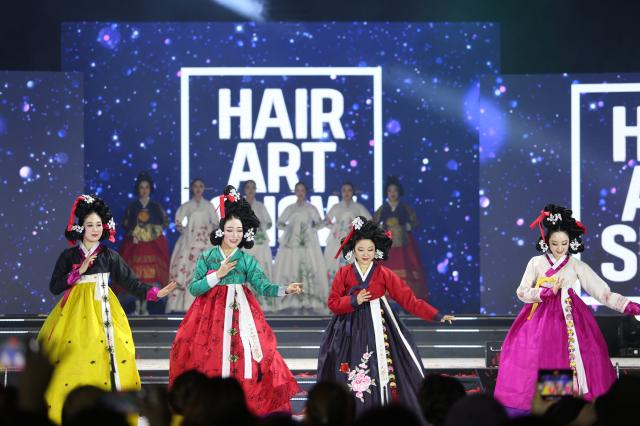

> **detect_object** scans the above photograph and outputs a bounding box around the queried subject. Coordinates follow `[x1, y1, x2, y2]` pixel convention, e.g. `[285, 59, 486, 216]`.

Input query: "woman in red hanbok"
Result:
[317, 216, 454, 416]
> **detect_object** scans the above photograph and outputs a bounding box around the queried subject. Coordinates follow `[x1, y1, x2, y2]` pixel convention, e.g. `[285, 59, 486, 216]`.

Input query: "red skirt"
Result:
[385, 234, 428, 300]
[169, 285, 299, 415]
[119, 236, 169, 284]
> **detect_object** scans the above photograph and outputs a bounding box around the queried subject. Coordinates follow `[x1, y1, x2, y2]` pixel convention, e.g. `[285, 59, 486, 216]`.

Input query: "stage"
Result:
[3, 314, 640, 413]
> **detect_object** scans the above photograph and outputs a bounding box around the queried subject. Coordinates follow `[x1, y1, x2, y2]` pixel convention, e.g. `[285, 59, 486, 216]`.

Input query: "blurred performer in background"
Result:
[373, 176, 428, 301]
[165, 178, 218, 313]
[243, 179, 276, 311]
[273, 182, 328, 314]
[324, 181, 371, 283]
[119, 171, 170, 314]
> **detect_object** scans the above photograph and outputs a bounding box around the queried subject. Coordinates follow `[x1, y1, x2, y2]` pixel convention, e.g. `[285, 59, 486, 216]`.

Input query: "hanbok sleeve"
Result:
[260, 203, 273, 230]
[277, 205, 292, 230]
[324, 205, 335, 228]
[405, 203, 419, 231]
[576, 260, 630, 313]
[358, 204, 372, 220]
[244, 254, 286, 297]
[49, 250, 75, 295]
[310, 204, 325, 230]
[516, 257, 543, 304]
[327, 267, 357, 315]
[121, 204, 133, 234]
[159, 203, 170, 229]
[108, 249, 153, 299]
[188, 252, 218, 297]
[175, 203, 187, 234]
[373, 206, 383, 225]
[383, 267, 439, 321]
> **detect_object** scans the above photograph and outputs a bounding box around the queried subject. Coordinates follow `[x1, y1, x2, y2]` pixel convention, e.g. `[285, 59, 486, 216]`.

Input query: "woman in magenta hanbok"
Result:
[494, 204, 640, 412]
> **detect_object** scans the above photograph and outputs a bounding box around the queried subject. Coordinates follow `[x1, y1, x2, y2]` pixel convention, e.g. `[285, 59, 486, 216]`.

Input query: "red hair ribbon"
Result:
[66, 195, 85, 246]
[334, 226, 355, 259]
[102, 223, 116, 243]
[529, 210, 550, 241]
[216, 193, 238, 220]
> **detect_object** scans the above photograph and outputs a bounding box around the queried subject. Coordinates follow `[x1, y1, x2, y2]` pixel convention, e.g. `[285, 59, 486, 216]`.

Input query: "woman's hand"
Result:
[440, 315, 455, 324]
[553, 278, 564, 295]
[216, 260, 237, 279]
[357, 289, 371, 305]
[78, 254, 98, 275]
[157, 282, 178, 298]
[286, 283, 303, 294]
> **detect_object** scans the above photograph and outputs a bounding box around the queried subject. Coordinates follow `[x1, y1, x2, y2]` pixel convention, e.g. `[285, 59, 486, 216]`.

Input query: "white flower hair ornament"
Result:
[352, 217, 364, 230]
[547, 213, 562, 225]
[107, 218, 116, 230]
[244, 228, 255, 242]
[214, 229, 224, 238]
[538, 239, 549, 253]
[374, 249, 384, 260]
[228, 188, 240, 201]
[344, 250, 354, 262]
[570, 238, 582, 251]
[71, 224, 84, 233]
[81, 194, 95, 204]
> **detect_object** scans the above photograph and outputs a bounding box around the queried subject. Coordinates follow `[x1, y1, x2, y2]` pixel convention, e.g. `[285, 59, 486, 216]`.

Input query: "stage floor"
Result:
[3, 313, 640, 412]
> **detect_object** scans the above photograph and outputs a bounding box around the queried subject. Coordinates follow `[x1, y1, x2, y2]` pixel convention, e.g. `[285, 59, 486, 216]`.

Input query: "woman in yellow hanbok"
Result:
[38, 194, 176, 424]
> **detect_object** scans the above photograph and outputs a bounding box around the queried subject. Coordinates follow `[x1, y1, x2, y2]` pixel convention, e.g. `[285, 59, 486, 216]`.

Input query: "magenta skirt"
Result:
[494, 289, 616, 410]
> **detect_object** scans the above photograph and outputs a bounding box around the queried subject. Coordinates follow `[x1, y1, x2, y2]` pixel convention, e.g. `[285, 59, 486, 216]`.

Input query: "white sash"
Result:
[221, 284, 263, 379]
[78, 272, 121, 390]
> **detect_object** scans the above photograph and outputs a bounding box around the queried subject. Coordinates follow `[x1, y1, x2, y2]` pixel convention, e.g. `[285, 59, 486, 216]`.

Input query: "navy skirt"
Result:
[317, 298, 425, 416]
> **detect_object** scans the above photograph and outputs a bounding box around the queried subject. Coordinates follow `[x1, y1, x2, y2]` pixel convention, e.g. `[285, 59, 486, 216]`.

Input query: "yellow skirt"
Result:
[37, 278, 141, 424]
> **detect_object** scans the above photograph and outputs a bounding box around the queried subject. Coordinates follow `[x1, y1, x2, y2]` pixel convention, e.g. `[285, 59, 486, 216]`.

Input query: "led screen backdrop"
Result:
[62, 22, 500, 313]
[0, 71, 84, 314]
[479, 73, 640, 314]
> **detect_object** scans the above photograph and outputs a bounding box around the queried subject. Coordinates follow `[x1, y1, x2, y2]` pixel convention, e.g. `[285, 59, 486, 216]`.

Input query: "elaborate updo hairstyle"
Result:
[531, 204, 587, 254]
[209, 185, 260, 249]
[384, 176, 404, 196]
[338, 216, 393, 261]
[135, 171, 155, 195]
[64, 195, 116, 244]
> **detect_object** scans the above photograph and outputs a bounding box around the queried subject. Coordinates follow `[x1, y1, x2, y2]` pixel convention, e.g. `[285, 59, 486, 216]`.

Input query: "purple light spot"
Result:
[164, 38, 172, 45]
[369, 140, 375, 147]
[350, 160, 358, 167]
[97, 26, 121, 49]
[479, 196, 490, 208]
[385, 119, 401, 134]
[516, 218, 524, 226]
[437, 259, 449, 274]
[22, 102, 30, 112]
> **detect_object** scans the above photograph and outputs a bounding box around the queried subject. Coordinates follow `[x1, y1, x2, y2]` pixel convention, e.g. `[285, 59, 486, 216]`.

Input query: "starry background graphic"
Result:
[479, 73, 640, 314]
[60, 22, 500, 314]
[0, 71, 84, 314]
